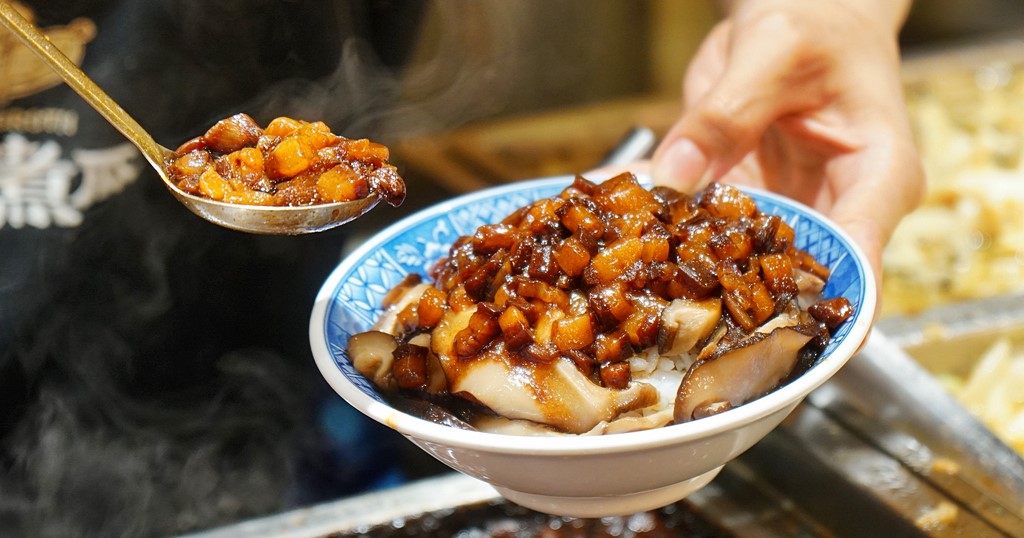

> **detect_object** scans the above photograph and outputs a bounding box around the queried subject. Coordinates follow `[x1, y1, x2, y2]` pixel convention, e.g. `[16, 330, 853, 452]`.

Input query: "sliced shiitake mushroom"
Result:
[431, 305, 659, 434]
[348, 330, 400, 392]
[374, 282, 430, 334]
[657, 297, 722, 356]
[673, 323, 817, 423]
[394, 397, 478, 431]
[448, 357, 659, 434]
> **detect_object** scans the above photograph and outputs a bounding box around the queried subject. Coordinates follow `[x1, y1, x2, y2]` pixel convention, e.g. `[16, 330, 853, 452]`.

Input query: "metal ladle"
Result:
[0, 1, 381, 234]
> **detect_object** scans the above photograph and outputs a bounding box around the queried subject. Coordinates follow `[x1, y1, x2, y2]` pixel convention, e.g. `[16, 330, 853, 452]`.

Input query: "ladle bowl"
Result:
[0, 1, 381, 234]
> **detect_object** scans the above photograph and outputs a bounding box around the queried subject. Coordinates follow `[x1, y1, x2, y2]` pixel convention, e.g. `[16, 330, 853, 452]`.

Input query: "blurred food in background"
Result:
[940, 338, 1024, 454]
[883, 46, 1024, 316]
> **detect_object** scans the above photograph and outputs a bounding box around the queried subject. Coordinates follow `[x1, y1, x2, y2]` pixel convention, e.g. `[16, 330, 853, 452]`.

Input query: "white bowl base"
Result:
[493, 465, 723, 518]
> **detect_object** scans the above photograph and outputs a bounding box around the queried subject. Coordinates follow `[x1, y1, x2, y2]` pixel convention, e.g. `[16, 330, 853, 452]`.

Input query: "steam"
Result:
[242, 1, 527, 142]
[0, 186, 338, 537]
[2, 351, 310, 537]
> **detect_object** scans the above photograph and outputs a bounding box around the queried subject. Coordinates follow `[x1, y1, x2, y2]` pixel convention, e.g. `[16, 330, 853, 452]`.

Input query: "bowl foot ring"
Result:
[493, 465, 723, 519]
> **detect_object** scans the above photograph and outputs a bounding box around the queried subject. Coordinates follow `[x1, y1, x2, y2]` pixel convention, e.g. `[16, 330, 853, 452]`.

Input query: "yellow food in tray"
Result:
[939, 338, 1024, 454]
[883, 51, 1024, 315]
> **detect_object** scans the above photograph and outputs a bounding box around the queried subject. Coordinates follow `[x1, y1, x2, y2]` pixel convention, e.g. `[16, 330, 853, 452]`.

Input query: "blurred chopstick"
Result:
[598, 126, 656, 167]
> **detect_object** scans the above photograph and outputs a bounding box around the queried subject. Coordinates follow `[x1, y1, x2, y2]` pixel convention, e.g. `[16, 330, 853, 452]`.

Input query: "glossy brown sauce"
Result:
[164, 113, 405, 207]
[384, 174, 849, 390]
[353, 173, 853, 433]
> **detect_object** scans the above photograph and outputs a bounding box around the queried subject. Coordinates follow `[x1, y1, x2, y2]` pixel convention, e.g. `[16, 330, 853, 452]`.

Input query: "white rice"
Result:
[629, 347, 697, 412]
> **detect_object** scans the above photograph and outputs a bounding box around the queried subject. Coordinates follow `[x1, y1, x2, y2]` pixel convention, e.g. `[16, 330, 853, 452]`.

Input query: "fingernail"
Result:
[653, 138, 709, 189]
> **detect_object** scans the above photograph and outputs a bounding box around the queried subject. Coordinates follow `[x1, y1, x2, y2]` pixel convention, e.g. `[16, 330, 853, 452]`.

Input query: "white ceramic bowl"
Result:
[310, 175, 876, 518]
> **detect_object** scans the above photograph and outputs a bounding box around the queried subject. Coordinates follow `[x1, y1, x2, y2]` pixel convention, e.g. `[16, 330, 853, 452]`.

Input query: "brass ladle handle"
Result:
[0, 1, 168, 170]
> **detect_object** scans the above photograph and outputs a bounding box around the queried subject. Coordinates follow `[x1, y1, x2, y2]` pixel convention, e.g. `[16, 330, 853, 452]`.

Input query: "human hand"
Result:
[652, 0, 925, 286]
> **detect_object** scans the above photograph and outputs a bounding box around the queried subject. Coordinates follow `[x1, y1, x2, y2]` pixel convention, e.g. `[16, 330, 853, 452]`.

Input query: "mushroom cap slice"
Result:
[348, 330, 400, 392]
[432, 306, 660, 434]
[372, 282, 430, 334]
[673, 324, 816, 423]
[657, 297, 722, 356]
